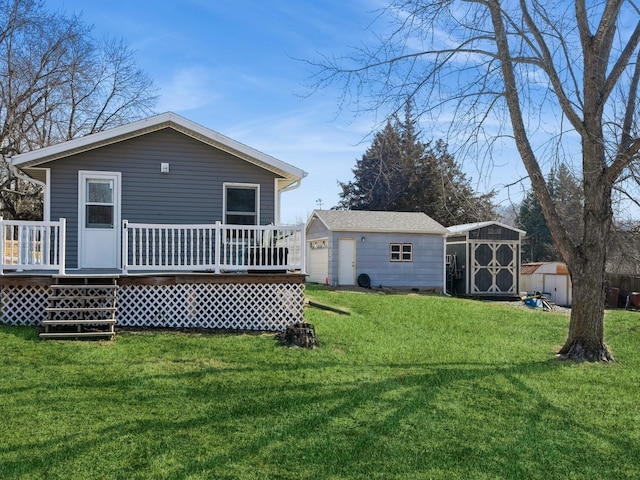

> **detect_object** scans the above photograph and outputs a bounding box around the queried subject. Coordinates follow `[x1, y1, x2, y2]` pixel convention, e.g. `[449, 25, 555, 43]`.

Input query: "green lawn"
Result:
[1, 285, 639, 479]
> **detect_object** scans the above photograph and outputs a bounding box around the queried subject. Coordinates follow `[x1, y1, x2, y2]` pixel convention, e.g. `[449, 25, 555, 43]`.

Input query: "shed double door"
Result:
[543, 274, 569, 306]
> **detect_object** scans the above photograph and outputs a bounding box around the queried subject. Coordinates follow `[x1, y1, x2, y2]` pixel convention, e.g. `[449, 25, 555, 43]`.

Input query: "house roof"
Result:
[10, 112, 307, 187]
[307, 210, 447, 235]
[446, 221, 525, 236]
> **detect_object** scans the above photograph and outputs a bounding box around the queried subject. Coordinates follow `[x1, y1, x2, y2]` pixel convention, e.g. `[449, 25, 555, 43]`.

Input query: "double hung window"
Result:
[224, 184, 258, 225]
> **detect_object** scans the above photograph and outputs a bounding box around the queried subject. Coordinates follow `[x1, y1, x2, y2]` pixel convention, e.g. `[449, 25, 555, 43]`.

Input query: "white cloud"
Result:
[156, 67, 219, 112]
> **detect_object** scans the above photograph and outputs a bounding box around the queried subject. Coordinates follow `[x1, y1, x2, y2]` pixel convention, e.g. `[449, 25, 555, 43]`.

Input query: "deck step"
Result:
[39, 331, 115, 338]
[45, 306, 117, 313]
[41, 276, 119, 340]
[42, 319, 117, 325]
[50, 284, 118, 290]
[48, 295, 115, 301]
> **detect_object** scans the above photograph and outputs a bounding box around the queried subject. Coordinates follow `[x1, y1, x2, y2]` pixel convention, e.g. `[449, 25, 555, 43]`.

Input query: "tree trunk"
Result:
[558, 180, 615, 362]
[559, 260, 614, 362]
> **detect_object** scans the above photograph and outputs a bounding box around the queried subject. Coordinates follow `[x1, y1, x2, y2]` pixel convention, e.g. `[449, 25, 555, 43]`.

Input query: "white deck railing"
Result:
[0, 218, 66, 274]
[122, 221, 305, 274]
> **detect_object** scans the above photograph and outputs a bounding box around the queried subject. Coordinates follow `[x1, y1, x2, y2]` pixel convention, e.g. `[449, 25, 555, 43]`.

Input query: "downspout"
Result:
[442, 233, 448, 295]
[276, 179, 302, 225]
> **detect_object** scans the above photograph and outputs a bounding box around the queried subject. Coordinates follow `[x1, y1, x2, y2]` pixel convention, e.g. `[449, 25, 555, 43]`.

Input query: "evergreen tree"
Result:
[517, 164, 583, 262]
[518, 189, 554, 262]
[337, 120, 405, 211]
[337, 102, 496, 226]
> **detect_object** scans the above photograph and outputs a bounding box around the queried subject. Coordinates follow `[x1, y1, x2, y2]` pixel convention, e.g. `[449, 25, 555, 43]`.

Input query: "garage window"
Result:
[390, 243, 413, 262]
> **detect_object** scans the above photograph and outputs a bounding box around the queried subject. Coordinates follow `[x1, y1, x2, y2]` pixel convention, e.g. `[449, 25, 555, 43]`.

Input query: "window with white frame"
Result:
[390, 243, 413, 262]
[224, 184, 259, 225]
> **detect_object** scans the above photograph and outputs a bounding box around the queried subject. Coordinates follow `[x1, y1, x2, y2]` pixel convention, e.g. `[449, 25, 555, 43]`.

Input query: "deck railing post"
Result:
[122, 219, 129, 275]
[58, 218, 66, 276]
[0, 216, 4, 275]
[299, 224, 306, 274]
[214, 221, 221, 274]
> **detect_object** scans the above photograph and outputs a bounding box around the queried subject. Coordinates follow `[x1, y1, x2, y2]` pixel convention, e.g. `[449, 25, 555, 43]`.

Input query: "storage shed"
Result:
[306, 210, 447, 291]
[521, 262, 572, 306]
[446, 221, 525, 297]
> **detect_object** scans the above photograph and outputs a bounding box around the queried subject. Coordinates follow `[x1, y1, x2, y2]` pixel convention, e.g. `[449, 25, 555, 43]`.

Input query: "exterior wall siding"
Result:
[352, 232, 444, 289]
[48, 129, 281, 268]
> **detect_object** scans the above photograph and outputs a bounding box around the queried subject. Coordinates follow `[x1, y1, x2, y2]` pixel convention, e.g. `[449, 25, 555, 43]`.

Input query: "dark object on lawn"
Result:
[625, 292, 640, 310]
[357, 273, 371, 288]
[307, 300, 350, 315]
[276, 322, 318, 348]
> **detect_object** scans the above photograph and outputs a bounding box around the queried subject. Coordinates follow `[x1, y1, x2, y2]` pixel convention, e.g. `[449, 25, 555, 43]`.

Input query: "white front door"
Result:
[79, 171, 121, 269]
[338, 238, 356, 285]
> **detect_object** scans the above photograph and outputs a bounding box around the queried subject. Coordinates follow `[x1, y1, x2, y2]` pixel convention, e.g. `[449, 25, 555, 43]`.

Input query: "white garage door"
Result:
[307, 243, 328, 284]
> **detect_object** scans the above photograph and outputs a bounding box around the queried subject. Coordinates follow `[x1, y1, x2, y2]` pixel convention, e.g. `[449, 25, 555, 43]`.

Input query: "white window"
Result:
[85, 179, 114, 228]
[224, 184, 259, 225]
[390, 243, 413, 262]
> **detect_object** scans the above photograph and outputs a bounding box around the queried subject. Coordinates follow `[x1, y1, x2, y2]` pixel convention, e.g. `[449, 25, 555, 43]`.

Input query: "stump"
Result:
[276, 322, 318, 348]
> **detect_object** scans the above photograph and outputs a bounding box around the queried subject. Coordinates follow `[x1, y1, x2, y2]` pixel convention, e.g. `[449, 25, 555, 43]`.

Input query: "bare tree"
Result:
[0, 0, 157, 217]
[309, 1, 640, 361]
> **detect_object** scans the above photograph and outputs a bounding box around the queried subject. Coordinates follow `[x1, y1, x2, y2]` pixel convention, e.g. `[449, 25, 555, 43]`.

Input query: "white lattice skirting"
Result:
[1, 282, 305, 331]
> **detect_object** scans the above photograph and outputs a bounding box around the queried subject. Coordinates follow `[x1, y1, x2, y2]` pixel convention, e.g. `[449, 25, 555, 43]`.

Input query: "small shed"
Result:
[446, 221, 525, 297]
[306, 210, 447, 291]
[521, 262, 572, 306]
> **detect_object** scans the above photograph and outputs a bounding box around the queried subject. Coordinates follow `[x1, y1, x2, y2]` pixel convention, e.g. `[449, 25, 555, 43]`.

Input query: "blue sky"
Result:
[46, 0, 526, 223]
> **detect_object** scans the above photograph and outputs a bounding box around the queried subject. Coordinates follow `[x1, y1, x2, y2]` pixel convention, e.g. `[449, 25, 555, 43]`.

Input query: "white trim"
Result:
[11, 112, 307, 183]
[43, 168, 50, 222]
[223, 182, 260, 225]
[446, 221, 526, 236]
[274, 178, 280, 225]
[442, 235, 446, 293]
[78, 170, 122, 268]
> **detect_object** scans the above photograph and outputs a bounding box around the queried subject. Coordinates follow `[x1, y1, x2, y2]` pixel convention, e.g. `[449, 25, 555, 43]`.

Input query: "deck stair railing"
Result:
[0, 217, 66, 275]
[122, 221, 304, 274]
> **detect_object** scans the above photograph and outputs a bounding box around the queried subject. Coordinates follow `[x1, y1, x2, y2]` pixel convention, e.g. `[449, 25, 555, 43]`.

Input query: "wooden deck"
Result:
[0, 270, 305, 286]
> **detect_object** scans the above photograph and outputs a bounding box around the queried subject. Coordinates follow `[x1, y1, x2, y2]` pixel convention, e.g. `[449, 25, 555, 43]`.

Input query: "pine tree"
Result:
[517, 164, 583, 262]
[337, 102, 496, 226]
[518, 189, 554, 262]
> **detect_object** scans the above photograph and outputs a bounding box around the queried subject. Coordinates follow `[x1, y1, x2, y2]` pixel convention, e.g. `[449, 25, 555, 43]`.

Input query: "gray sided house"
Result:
[306, 210, 447, 291]
[10, 112, 306, 271]
[446, 221, 525, 298]
[1, 112, 309, 336]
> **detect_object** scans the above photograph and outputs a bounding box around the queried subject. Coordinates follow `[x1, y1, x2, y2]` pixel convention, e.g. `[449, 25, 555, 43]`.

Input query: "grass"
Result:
[1, 285, 639, 479]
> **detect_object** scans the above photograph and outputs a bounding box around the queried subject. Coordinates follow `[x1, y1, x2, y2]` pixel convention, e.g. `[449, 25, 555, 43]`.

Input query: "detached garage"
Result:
[305, 210, 447, 290]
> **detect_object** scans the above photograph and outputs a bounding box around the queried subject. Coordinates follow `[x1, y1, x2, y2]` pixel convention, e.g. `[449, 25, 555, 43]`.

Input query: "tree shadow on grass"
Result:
[3, 358, 637, 479]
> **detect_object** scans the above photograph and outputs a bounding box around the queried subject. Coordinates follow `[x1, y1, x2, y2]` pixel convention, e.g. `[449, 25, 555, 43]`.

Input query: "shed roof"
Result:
[521, 262, 545, 275]
[10, 112, 307, 187]
[521, 262, 569, 275]
[307, 210, 447, 234]
[446, 221, 525, 236]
